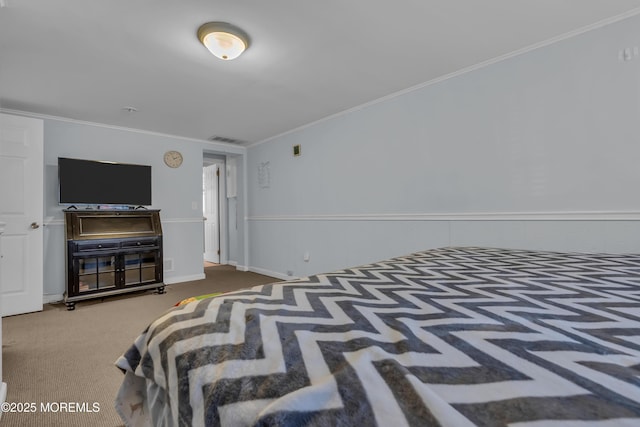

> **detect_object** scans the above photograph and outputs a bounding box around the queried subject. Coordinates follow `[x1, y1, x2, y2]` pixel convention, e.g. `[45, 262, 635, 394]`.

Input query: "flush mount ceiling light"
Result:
[197, 22, 250, 60]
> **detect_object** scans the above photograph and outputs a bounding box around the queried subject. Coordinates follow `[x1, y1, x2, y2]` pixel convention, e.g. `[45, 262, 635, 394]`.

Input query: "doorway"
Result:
[203, 155, 229, 266]
[203, 163, 220, 264]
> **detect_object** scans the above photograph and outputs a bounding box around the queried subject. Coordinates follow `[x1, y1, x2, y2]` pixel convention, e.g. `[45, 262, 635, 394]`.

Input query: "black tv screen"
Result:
[59, 157, 152, 206]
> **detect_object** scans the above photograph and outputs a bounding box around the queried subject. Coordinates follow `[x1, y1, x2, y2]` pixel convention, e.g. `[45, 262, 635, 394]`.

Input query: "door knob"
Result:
[30, 222, 40, 229]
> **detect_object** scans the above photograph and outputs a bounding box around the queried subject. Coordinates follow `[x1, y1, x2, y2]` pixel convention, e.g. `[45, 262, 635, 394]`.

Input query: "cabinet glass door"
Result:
[141, 252, 157, 282]
[124, 252, 158, 285]
[77, 256, 116, 292]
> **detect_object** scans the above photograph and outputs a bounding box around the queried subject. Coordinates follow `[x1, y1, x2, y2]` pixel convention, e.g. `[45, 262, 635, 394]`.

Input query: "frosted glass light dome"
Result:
[198, 22, 250, 61]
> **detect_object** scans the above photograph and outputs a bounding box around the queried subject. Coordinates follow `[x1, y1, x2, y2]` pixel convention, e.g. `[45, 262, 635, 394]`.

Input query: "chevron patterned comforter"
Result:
[115, 247, 640, 426]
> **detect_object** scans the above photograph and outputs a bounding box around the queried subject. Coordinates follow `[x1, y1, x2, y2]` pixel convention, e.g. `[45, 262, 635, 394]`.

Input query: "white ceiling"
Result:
[1, 0, 640, 145]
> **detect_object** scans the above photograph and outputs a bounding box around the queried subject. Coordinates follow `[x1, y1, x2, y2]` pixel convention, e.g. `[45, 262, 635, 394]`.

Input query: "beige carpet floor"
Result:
[1, 265, 277, 427]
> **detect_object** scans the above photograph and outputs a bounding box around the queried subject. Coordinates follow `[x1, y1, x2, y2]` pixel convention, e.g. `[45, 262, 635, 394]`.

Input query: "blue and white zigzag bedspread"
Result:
[115, 247, 640, 426]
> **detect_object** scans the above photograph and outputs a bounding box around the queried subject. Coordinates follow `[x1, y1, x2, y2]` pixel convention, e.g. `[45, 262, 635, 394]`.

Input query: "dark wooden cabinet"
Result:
[64, 209, 165, 310]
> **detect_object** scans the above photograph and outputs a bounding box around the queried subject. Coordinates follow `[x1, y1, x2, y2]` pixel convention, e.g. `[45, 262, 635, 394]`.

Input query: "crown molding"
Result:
[0, 108, 245, 155]
[249, 7, 640, 149]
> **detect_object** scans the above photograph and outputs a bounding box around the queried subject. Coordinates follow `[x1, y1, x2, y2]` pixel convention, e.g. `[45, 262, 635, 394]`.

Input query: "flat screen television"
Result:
[58, 157, 152, 206]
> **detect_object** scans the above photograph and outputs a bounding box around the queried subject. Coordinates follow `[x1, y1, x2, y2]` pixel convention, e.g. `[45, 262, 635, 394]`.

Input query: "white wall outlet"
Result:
[303, 251, 310, 262]
[619, 47, 639, 62]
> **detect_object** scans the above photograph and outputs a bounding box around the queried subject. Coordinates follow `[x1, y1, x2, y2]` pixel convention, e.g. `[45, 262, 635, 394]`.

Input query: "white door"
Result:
[0, 113, 43, 317]
[203, 164, 220, 263]
[0, 222, 7, 406]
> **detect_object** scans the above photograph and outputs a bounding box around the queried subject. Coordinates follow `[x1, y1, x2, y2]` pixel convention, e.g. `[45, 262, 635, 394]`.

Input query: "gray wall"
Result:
[246, 14, 640, 279]
[42, 118, 245, 300]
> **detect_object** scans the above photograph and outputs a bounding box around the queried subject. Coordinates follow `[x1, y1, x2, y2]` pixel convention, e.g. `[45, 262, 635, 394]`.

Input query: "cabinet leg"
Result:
[66, 302, 76, 311]
[156, 286, 165, 294]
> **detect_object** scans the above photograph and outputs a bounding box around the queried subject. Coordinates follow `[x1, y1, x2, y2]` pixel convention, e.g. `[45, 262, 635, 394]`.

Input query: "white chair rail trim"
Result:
[247, 211, 640, 222]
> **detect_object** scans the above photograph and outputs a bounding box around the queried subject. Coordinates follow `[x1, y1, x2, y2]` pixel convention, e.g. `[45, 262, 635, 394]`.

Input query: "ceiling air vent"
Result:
[209, 135, 245, 144]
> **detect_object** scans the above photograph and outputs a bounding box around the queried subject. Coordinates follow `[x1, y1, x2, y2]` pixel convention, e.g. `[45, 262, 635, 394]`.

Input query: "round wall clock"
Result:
[164, 150, 183, 168]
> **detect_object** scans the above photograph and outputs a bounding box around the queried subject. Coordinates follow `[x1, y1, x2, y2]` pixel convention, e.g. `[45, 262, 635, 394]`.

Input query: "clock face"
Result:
[164, 150, 183, 168]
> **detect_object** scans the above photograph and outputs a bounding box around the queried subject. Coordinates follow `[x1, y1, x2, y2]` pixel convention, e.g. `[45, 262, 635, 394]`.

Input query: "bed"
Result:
[115, 247, 640, 426]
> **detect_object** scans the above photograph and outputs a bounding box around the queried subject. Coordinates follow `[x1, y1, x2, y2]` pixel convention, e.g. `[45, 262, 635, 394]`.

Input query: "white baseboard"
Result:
[41, 267, 287, 302]
[164, 274, 206, 285]
[44, 294, 64, 304]
[248, 266, 296, 281]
